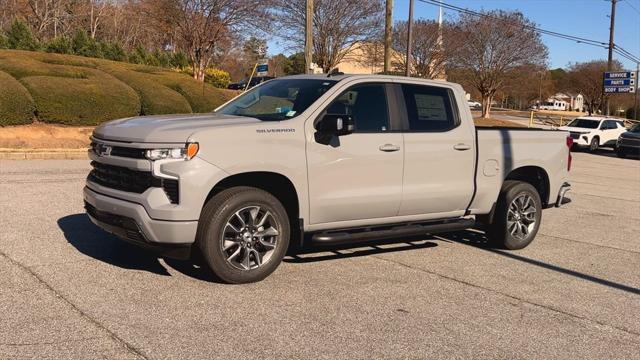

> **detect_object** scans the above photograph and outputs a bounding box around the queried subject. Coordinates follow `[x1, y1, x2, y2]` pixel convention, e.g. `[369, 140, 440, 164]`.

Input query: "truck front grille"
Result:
[619, 137, 640, 147]
[87, 161, 180, 204]
[90, 142, 147, 159]
[569, 132, 581, 139]
[88, 161, 159, 193]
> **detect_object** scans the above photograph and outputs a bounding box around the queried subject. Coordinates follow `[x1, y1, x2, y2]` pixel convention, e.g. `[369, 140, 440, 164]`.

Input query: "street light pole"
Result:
[405, 0, 414, 77]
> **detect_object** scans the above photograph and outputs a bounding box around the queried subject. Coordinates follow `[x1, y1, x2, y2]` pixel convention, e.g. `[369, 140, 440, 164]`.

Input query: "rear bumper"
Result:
[83, 187, 197, 257]
[555, 182, 571, 207]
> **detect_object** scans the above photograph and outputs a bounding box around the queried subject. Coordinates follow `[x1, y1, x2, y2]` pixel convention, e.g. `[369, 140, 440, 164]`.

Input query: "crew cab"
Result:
[559, 116, 626, 152]
[84, 74, 572, 283]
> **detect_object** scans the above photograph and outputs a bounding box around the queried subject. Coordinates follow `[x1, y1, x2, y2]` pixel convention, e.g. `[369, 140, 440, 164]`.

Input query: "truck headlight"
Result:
[146, 142, 199, 161]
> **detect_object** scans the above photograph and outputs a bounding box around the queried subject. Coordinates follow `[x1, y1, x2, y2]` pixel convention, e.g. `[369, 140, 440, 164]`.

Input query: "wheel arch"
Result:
[504, 166, 550, 207]
[204, 171, 301, 225]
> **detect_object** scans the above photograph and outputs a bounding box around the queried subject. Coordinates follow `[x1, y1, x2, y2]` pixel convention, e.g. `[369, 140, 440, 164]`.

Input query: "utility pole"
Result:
[305, 0, 313, 74]
[606, 0, 617, 115]
[634, 62, 639, 120]
[383, 0, 393, 73]
[405, 0, 414, 77]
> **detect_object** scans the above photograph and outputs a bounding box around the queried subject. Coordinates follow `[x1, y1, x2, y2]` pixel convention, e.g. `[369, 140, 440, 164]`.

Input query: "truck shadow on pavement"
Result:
[58, 214, 173, 276]
[58, 214, 640, 294]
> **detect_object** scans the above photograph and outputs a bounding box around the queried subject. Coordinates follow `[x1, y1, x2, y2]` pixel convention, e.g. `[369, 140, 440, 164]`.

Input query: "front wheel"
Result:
[197, 187, 290, 284]
[485, 180, 542, 250]
[616, 148, 626, 158]
[589, 137, 599, 152]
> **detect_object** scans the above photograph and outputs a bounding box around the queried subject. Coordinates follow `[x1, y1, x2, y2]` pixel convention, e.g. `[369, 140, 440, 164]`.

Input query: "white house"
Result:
[537, 93, 584, 112]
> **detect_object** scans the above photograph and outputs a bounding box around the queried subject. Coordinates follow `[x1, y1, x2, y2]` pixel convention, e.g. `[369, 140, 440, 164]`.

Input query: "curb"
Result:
[0, 148, 89, 160]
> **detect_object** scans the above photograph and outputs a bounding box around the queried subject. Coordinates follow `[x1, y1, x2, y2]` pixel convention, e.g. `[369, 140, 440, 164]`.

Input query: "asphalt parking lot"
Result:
[1, 150, 639, 359]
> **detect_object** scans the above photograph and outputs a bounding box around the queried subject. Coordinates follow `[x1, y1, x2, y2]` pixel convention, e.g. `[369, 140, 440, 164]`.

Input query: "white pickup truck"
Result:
[84, 74, 572, 283]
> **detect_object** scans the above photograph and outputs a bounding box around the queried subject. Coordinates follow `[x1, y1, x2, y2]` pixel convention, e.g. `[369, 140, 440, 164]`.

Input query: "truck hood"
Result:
[558, 126, 594, 133]
[93, 113, 261, 143]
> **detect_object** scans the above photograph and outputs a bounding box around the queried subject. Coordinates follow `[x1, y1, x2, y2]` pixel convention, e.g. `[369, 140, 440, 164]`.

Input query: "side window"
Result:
[602, 120, 616, 130]
[401, 84, 457, 131]
[325, 83, 389, 132]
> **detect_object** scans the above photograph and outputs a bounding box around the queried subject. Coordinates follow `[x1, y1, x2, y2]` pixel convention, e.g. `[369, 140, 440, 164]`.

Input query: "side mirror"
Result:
[315, 114, 354, 136]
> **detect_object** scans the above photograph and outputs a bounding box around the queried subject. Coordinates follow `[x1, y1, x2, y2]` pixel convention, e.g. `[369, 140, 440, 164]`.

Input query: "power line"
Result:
[418, 0, 640, 64]
[623, 0, 640, 15]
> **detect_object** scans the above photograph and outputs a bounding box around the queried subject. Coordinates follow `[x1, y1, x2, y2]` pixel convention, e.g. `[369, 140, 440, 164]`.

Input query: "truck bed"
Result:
[468, 128, 570, 215]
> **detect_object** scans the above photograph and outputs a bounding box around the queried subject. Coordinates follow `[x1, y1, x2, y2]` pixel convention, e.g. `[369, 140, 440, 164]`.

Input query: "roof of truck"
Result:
[279, 73, 459, 88]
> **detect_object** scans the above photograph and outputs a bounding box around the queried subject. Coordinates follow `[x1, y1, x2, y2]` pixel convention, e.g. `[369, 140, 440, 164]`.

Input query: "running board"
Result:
[310, 218, 476, 245]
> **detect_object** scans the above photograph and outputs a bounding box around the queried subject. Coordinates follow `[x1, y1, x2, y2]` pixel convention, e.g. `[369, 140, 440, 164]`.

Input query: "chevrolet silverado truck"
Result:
[84, 74, 572, 283]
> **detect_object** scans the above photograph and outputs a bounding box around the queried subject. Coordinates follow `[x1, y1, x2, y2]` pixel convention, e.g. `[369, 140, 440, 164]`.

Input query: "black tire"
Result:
[485, 180, 542, 250]
[197, 187, 290, 284]
[589, 137, 599, 152]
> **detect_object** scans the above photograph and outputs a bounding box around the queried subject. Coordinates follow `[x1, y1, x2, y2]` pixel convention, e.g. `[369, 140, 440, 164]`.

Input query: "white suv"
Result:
[559, 117, 627, 152]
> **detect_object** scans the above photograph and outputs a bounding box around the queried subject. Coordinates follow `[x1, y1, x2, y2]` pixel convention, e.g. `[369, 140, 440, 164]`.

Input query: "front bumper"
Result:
[84, 186, 198, 258]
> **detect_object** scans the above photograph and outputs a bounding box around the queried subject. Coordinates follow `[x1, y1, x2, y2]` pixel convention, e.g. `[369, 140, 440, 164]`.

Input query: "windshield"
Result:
[630, 124, 640, 133]
[217, 78, 337, 121]
[567, 118, 600, 129]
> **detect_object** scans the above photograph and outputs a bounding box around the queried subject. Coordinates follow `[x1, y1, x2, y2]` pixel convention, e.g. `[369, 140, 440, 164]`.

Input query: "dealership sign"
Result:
[603, 71, 636, 93]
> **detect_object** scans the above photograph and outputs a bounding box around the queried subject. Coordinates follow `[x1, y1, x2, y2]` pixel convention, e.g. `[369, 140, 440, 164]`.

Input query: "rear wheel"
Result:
[589, 137, 599, 152]
[485, 181, 542, 250]
[197, 187, 290, 284]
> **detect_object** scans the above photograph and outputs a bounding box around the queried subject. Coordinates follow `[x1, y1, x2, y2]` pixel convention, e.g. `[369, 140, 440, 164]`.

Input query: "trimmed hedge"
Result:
[20, 68, 141, 125]
[98, 63, 193, 115]
[0, 50, 239, 126]
[0, 70, 35, 125]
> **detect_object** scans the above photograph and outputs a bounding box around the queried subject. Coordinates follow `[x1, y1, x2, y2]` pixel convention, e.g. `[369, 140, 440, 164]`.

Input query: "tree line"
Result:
[0, 0, 636, 118]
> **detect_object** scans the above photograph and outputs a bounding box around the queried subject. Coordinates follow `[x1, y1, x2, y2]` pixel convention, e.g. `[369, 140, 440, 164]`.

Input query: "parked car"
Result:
[85, 74, 572, 283]
[616, 123, 640, 158]
[227, 76, 274, 90]
[468, 100, 481, 109]
[558, 116, 627, 152]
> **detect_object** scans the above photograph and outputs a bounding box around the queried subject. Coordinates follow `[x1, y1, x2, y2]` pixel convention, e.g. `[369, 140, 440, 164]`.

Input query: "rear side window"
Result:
[602, 120, 617, 130]
[401, 84, 457, 131]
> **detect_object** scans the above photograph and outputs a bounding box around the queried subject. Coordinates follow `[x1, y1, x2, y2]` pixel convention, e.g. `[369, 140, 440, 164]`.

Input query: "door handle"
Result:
[453, 143, 471, 151]
[379, 144, 401, 152]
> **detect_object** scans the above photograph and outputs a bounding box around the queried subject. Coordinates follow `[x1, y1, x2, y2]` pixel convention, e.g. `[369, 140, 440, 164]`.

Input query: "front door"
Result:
[306, 83, 404, 225]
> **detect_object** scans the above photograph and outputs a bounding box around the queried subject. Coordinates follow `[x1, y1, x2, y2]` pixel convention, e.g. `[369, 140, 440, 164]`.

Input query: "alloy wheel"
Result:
[221, 206, 280, 270]
[506, 194, 537, 240]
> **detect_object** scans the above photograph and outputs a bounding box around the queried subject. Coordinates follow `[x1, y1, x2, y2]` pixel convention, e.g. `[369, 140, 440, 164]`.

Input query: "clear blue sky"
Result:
[268, 0, 640, 70]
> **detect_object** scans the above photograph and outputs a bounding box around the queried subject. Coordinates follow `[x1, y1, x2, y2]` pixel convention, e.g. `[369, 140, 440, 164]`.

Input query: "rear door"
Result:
[394, 82, 476, 217]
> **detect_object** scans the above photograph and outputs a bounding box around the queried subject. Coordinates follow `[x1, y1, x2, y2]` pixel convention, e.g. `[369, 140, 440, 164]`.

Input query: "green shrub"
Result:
[100, 42, 127, 62]
[72, 30, 102, 58]
[170, 52, 190, 69]
[205, 68, 231, 88]
[21, 67, 140, 125]
[0, 70, 35, 125]
[99, 62, 192, 115]
[6, 19, 39, 51]
[45, 36, 73, 54]
[0, 34, 8, 49]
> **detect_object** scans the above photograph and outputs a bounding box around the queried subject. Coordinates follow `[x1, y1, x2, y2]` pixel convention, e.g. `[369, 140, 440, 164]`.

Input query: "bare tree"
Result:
[392, 19, 462, 79]
[158, 0, 271, 81]
[273, 0, 384, 73]
[450, 11, 547, 118]
[565, 60, 622, 115]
